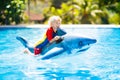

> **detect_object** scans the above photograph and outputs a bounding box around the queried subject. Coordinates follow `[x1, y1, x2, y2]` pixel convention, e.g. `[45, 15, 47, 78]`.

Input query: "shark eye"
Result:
[79, 41, 83, 45]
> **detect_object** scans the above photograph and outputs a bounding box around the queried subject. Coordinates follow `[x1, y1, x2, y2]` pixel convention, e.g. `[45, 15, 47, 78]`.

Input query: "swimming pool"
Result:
[0, 25, 120, 80]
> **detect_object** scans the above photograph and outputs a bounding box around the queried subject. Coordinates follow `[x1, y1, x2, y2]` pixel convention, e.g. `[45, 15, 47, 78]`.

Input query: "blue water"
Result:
[0, 27, 120, 80]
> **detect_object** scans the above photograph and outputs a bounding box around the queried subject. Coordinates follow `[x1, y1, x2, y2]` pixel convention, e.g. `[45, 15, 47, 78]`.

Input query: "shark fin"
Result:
[16, 36, 28, 47]
[16, 36, 34, 53]
[56, 28, 66, 36]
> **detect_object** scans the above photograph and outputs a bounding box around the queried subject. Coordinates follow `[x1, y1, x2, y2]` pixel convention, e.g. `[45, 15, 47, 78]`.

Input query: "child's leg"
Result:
[34, 48, 42, 55]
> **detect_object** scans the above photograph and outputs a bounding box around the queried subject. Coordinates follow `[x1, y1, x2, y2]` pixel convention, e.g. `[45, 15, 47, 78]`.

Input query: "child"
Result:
[28, 16, 64, 55]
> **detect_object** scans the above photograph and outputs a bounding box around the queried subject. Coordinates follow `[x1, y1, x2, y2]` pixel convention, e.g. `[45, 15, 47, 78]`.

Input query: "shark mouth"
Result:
[77, 44, 90, 52]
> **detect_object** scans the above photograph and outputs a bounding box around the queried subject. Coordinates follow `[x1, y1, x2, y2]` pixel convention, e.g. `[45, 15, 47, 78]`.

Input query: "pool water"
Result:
[0, 27, 120, 80]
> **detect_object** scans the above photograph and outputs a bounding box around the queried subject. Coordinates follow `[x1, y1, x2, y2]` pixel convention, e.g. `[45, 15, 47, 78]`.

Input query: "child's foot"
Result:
[23, 48, 35, 56]
[23, 48, 29, 54]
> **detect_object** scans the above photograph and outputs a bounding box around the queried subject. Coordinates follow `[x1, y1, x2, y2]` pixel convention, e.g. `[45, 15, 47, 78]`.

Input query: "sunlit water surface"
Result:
[0, 27, 120, 80]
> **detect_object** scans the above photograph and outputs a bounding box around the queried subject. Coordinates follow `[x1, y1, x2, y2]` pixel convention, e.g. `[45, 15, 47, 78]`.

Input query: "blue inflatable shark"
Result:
[16, 34, 96, 60]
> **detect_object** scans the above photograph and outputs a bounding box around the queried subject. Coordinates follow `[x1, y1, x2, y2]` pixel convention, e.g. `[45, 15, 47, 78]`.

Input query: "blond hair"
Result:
[48, 16, 62, 26]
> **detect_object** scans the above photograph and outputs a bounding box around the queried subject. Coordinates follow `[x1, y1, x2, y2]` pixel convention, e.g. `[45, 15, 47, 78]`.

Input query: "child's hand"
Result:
[49, 36, 61, 43]
[56, 37, 64, 44]
[54, 36, 60, 40]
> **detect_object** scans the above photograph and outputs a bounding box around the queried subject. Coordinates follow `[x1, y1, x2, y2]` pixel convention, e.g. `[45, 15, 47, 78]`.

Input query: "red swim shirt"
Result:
[46, 27, 56, 41]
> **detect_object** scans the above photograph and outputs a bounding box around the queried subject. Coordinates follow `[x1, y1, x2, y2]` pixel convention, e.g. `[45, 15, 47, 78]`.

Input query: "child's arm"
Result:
[49, 36, 60, 43]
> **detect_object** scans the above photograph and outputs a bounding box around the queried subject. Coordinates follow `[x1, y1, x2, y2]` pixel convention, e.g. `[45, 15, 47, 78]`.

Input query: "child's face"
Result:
[52, 20, 61, 31]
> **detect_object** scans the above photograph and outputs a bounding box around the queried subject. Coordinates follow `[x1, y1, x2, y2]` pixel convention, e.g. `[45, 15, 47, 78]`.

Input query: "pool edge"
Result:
[0, 24, 120, 28]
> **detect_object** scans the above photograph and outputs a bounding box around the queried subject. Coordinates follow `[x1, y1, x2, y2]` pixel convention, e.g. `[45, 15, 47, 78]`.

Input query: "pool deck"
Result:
[0, 24, 120, 28]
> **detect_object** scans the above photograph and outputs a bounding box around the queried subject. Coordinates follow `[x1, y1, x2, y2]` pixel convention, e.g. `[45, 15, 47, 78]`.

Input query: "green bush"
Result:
[43, 0, 120, 24]
[0, 0, 25, 25]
